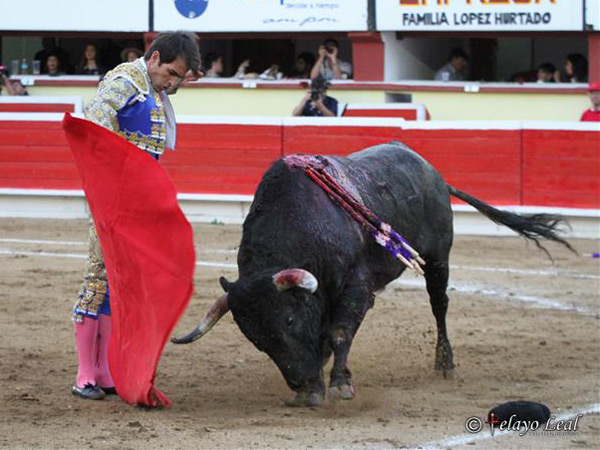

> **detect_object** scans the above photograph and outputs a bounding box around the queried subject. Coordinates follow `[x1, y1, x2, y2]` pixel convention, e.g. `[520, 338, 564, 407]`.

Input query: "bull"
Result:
[173, 143, 572, 406]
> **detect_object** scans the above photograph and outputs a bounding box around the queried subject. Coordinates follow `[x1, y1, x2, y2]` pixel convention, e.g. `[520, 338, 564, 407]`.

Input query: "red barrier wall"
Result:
[343, 109, 419, 120]
[0, 104, 76, 113]
[164, 123, 282, 195]
[0, 117, 597, 210]
[283, 126, 522, 205]
[522, 129, 600, 208]
[0, 120, 81, 189]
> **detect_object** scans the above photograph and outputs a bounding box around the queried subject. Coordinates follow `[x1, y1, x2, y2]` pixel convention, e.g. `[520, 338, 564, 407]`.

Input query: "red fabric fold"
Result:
[63, 113, 195, 407]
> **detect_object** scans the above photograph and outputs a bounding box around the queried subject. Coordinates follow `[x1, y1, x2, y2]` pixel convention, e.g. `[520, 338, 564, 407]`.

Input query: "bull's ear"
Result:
[219, 276, 232, 292]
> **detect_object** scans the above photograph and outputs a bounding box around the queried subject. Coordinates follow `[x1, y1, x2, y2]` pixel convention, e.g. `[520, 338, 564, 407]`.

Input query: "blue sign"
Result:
[174, 0, 209, 19]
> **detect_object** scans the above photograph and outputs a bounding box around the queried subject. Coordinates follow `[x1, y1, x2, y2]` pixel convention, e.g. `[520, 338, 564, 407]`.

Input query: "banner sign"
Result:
[376, 0, 585, 32]
[155, 0, 368, 32]
[0, 0, 148, 31]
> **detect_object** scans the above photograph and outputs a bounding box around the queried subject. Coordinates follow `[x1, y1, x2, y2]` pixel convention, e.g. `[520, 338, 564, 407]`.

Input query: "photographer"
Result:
[292, 76, 338, 117]
[310, 38, 352, 81]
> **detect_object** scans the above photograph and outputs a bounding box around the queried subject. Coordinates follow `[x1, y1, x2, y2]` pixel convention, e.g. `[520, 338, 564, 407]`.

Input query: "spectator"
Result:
[310, 39, 352, 80]
[203, 52, 224, 78]
[0, 72, 27, 95]
[120, 47, 143, 63]
[555, 53, 588, 83]
[203, 53, 256, 79]
[435, 48, 469, 82]
[289, 52, 316, 79]
[536, 63, 556, 83]
[45, 55, 65, 76]
[258, 63, 283, 80]
[580, 82, 600, 122]
[77, 44, 104, 75]
[292, 76, 338, 117]
[35, 37, 72, 74]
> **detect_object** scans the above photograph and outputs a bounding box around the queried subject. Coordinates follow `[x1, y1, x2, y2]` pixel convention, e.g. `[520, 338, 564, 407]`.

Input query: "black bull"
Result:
[173, 143, 572, 406]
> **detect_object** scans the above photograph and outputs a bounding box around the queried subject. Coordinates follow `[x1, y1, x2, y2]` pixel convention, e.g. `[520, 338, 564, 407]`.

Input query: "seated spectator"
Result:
[555, 53, 588, 83]
[292, 76, 338, 117]
[289, 52, 316, 79]
[203, 53, 224, 78]
[508, 69, 536, 83]
[258, 63, 283, 80]
[536, 63, 556, 83]
[435, 48, 469, 82]
[0, 72, 28, 96]
[120, 47, 143, 63]
[310, 39, 352, 80]
[234, 59, 259, 79]
[203, 53, 257, 79]
[580, 83, 600, 122]
[76, 43, 104, 75]
[35, 37, 72, 74]
[45, 55, 65, 76]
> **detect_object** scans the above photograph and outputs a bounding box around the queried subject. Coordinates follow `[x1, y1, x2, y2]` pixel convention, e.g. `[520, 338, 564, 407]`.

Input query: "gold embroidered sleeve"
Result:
[84, 77, 138, 132]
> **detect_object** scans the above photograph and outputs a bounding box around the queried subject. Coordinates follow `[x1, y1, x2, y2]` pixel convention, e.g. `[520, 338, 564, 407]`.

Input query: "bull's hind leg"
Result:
[424, 260, 455, 378]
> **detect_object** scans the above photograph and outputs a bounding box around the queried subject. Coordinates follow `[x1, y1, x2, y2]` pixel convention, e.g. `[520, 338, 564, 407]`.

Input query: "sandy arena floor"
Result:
[0, 218, 598, 450]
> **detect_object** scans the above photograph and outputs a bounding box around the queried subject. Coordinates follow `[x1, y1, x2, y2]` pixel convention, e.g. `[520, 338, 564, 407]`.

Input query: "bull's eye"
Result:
[287, 316, 294, 326]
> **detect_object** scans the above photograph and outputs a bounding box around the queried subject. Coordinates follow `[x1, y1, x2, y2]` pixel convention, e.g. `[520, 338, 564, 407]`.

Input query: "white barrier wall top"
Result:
[2, 113, 599, 132]
[0, 0, 148, 31]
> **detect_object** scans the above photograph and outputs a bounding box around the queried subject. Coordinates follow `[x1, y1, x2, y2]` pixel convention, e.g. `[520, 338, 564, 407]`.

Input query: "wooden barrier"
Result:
[0, 114, 597, 210]
[0, 96, 83, 114]
[342, 103, 429, 120]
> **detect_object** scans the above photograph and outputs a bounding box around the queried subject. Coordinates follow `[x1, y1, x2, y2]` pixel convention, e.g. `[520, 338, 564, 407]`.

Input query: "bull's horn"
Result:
[171, 294, 229, 344]
[272, 269, 318, 294]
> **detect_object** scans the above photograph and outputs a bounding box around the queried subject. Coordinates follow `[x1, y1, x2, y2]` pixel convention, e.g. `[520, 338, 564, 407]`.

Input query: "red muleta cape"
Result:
[63, 113, 195, 407]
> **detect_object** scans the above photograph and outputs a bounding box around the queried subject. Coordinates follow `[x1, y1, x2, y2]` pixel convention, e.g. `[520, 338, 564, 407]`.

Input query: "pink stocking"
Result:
[74, 318, 99, 387]
[95, 314, 114, 388]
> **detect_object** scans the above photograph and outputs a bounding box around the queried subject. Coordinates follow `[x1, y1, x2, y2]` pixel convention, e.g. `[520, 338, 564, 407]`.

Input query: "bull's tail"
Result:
[447, 185, 576, 256]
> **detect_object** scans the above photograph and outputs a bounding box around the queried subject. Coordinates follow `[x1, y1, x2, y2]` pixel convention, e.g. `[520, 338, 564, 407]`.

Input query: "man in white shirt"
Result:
[435, 48, 469, 82]
[310, 38, 352, 81]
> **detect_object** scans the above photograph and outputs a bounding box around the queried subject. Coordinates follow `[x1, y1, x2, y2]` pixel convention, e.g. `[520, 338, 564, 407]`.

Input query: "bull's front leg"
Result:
[328, 280, 373, 401]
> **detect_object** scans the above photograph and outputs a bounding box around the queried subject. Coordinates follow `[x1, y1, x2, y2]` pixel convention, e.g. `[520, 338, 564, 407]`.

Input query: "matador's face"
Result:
[146, 51, 188, 93]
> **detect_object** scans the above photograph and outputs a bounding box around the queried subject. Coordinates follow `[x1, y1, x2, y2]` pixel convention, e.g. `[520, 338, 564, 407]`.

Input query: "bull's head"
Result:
[172, 268, 326, 406]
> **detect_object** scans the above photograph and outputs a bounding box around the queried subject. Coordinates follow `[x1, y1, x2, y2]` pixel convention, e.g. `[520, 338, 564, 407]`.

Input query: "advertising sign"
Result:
[0, 0, 148, 32]
[376, 0, 585, 32]
[155, 0, 368, 32]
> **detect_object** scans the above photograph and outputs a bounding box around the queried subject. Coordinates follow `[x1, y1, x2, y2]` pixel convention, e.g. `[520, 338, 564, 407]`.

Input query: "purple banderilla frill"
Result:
[285, 154, 426, 276]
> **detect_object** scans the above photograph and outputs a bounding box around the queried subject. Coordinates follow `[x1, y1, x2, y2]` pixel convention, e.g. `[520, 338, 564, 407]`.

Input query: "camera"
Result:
[309, 76, 330, 102]
[0, 63, 7, 77]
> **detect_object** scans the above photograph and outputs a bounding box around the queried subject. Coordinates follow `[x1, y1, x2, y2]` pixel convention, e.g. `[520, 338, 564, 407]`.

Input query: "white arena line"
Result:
[391, 278, 597, 317]
[2, 239, 597, 280]
[0, 246, 595, 315]
[415, 402, 600, 450]
[450, 264, 600, 280]
[0, 238, 87, 246]
[0, 248, 237, 269]
[0, 238, 237, 255]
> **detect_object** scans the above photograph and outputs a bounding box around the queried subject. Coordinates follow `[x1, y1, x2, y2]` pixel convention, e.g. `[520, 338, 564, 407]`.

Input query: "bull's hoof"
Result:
[285, 391, 324, 408]
[328, 383, 356, 401]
